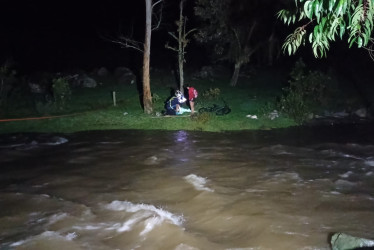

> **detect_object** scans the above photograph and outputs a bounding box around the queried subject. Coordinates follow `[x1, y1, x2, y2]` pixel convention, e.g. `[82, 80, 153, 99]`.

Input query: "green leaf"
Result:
[313, 24, 319, 39]
[349, 36, 357, 47]
[339, 21, 345, 39]
[298, 11, 306, 21]
[304, 0, 314, 19]
[342, 0, 348, 14]
[357, 36, 363, 48]
[321, 16, 327, 30]
[336, 0, 344, 16]
[328, 0, 334, 11]
[314, 0, 320, 22]
[309, 32, 313, 43]
[363, 32, 369, 46]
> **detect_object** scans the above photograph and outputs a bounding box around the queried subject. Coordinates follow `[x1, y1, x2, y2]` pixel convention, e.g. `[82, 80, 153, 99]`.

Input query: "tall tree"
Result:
[110, 0, 163, 114]
[143, 0, 153, 114]
[194, 0, 272, 86]
[165, 0, 196, 92]
[278, 0, 374, 59]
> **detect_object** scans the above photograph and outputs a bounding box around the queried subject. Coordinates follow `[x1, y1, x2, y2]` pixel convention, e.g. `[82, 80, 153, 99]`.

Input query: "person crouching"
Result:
[165, 90, 186, 115]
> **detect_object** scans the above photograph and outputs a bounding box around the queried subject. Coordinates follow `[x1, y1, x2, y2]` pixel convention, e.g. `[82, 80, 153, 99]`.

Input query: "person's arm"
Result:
[179, 96, 187, 103]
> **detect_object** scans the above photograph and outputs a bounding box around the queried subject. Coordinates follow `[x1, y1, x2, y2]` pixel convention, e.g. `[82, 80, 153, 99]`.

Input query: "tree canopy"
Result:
[194, 0, 278, 86]
[278, 0, 374, 58]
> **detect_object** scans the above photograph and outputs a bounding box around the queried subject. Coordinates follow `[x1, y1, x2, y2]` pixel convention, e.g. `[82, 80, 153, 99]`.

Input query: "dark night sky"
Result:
[0, 1, 148, 72]
[0, 0, 372, 76]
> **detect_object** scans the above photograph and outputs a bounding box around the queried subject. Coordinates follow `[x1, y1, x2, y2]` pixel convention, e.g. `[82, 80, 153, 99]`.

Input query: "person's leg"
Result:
[190, 100, 195, 114]
[166, 108, 176, 115]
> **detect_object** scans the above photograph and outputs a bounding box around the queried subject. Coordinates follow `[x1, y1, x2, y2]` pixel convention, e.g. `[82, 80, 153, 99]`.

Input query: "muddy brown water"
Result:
[1, 124, 374, 249]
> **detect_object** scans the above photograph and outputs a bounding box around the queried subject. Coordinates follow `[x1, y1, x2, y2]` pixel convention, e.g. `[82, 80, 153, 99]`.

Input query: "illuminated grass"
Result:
[0, 70, 297, 134]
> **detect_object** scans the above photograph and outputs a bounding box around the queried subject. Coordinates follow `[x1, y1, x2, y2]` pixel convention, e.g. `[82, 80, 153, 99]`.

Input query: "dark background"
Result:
[0, 0, 373, 76]
[0, 1, 147, 72]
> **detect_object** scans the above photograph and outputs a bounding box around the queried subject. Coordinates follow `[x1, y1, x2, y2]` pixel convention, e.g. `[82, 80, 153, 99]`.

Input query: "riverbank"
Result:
[0, 66, 367, 134]
[0, 105, 297, 134]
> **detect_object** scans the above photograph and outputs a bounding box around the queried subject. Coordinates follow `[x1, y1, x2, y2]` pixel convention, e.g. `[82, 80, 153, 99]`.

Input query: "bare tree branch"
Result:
[168, 32, 179, 41]
[152, 0, 163, 9]
[105, 0, 165, 53]
[165, 42, 179, 52]
[185, 28, 197, 37]
[111, 35, 144, 53]
[152, 0, 163, 31]
[232, 28, 242, 51]
[246, 21, 257, 43]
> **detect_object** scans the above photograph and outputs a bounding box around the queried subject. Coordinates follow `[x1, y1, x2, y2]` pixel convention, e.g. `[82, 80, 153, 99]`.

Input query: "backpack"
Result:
[192, 88, 198, 98]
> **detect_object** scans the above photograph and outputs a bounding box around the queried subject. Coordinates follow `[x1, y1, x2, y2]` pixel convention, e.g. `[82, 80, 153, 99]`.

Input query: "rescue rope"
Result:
[0, 112, 85, 122]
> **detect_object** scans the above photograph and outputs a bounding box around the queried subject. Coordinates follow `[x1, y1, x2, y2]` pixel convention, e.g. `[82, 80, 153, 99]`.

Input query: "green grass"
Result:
[0, 69, 299, 134]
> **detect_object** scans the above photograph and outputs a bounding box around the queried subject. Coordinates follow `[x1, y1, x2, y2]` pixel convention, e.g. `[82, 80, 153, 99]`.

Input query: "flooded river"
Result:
[1, 124, 374, 249]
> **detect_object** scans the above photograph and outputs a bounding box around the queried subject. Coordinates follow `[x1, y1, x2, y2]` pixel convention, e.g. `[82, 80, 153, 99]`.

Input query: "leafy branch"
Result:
[278, 0, 374, 58]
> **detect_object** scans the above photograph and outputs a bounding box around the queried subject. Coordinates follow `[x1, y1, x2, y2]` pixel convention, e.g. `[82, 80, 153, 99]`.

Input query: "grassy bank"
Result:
[0, 67, 320, 134]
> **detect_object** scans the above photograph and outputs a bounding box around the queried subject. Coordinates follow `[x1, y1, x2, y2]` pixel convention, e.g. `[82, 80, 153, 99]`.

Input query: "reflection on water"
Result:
[1, 124, 374, 249]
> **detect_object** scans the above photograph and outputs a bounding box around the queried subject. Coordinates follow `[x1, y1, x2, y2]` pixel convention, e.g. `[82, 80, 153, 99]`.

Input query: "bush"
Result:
[152, 92, 161, 103]
[190, 112, 212, 124]
[202, 87, 221, 100]
[0, 63, 17, 108]
[52, 77, 71, 110]
[278, 58, 328, 124]
[259, 101, 277, 117]
[35, 101, 57, 115]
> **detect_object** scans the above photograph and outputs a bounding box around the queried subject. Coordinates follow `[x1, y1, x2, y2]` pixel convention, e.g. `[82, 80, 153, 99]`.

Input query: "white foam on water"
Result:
[105, 200, 184, 235]
[106, 212, 152, 232]
[175, 243, 200, 250]
[267, 172, 303, 183]
[42, 136, 68, 145]
[365, 160, 374, 167]
[184, 174, 214, 192]
[9, 240, 26, 247]
[339, 171, 353, 178]
[334, 179, 356, 190]
[140, 216, 164, 235]
[341, 153, 362, 160]
[2, 136, 69, 150]
[245, 188, 268, 193]
[47, 212, 68, 225]
[73, 225, 103, 230]
[330, 191, 341, 195]
[9, 231, 77, 247]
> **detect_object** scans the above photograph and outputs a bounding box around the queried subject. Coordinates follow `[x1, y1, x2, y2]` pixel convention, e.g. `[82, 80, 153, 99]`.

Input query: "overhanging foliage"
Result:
[278, 0, 374, 58]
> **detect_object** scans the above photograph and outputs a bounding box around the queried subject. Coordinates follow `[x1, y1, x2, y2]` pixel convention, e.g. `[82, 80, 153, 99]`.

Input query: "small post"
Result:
[112, 91, 117, 106]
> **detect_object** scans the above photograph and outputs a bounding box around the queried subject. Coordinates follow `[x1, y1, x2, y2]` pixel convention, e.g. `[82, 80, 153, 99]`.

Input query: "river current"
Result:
[1, 124, 374, 249]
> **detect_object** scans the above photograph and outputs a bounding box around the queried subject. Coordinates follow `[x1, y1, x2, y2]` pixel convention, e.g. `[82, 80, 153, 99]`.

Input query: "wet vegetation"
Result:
[0, 58, 371, 134]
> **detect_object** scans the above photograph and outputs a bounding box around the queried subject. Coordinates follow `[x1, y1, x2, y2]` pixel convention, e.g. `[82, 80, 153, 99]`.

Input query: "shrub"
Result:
[278, 58, 328, 124]
[152, 92, 161, 103]
[259, 101, 277, 117]
[202, 87, 220, 100]
[52, 77, 71, 110]
[0, 63, 16, 107]
[190, 112, 212, 124]
[35, 101, 57, 115]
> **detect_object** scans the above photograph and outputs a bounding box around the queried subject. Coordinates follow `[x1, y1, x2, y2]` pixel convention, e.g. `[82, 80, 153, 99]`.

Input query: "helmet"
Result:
[175, 90, 182, 98]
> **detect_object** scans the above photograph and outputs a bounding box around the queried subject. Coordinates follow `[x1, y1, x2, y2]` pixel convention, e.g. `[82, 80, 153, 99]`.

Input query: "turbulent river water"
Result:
[1, 124, 374, 250]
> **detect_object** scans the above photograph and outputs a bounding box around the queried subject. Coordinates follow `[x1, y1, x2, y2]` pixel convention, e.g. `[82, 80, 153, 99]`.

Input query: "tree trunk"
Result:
[143, 0, 153, 114]
[230, 61, 242, 87]
[179, 51, 184, 92]
[178, 0, 185, 93]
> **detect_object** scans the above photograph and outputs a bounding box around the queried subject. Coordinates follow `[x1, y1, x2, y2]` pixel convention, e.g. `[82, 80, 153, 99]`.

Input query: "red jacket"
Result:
[188, 87, 198, 101]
